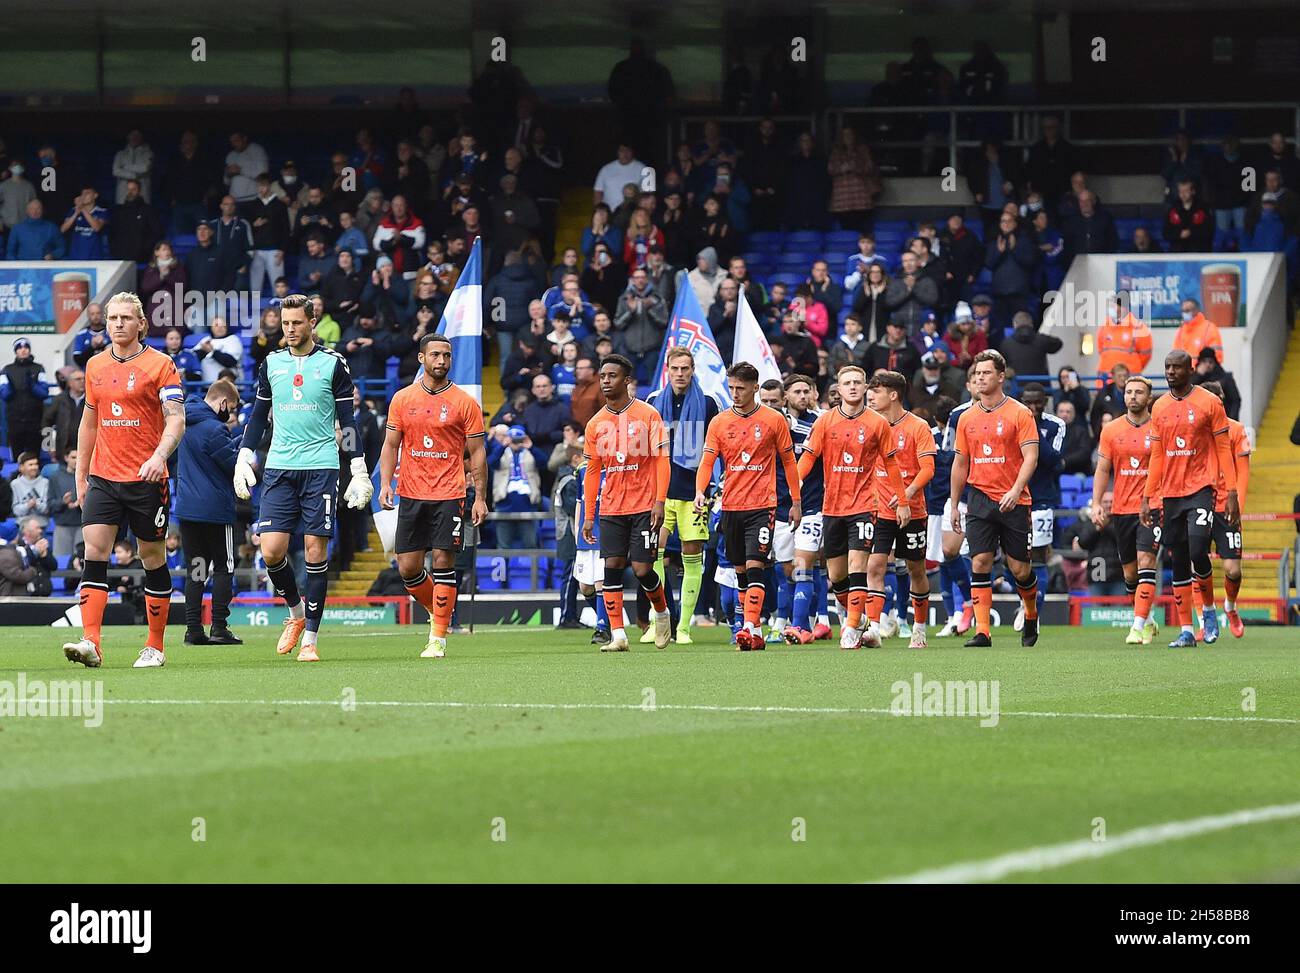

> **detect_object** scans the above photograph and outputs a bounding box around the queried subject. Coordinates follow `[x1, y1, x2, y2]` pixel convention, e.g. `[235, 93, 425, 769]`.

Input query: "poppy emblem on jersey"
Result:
[741, 451, 752, 463]
[1176, 436, 1187, 448]
[1130, 456, 1140, 468]
[126, 371, 136, 392]
[293, 374, 304, 387]
[982, 443, 993, 456]
[423, 435, 433, 449]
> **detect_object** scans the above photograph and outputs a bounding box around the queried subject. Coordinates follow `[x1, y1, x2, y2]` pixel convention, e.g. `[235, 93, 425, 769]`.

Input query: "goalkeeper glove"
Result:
[343, 457, 373, 509]
[233, 447, 258, 500]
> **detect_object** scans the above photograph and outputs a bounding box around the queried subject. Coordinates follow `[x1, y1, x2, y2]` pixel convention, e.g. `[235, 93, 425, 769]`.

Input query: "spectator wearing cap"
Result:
[969, 293, 994, 334]
[1173, 298, 1223, 365]
[6, 198, 65, 260]
[945, 305, 989, 368]
[912, 346, 965, 408]
[1246, 171, 1300, 240]
[9, 452, 50, 527]
[359, 255, 410, 326]
[1191, 346, 1241, 420]
[913, 309, 944, 357]
[1243, 193, 1291, 257]
[1164, 180, 1214, 253]
[501, 332, 550, 395]
[1, 338, 51, 458]
[1000, 310, 1063, 379]
[488, 424, 545, 550]
[869, 318, 921, 382]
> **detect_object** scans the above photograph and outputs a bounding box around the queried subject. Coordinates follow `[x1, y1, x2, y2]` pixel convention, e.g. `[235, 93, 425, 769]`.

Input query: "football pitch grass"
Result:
[2, 622, 1298, 883]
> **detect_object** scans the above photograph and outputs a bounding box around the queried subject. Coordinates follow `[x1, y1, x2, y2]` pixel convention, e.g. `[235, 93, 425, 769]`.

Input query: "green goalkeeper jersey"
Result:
[255, 345, 355, 471]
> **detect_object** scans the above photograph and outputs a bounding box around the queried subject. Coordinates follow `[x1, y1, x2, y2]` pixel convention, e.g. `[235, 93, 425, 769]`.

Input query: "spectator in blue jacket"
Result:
[60, 187, 110, 260]
[6, 199, 65, 260]
[296, 233, 335, 292]
[175, 381, 244, 645]
[163, 328, 203, 383]
[580, 203, 622, 259]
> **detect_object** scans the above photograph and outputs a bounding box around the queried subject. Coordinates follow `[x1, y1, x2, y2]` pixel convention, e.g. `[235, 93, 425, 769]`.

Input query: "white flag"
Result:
[734, 291, 782, 384]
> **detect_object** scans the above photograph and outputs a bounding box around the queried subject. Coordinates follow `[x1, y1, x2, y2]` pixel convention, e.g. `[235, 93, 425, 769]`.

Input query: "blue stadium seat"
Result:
[786, 230, 824, 247]
[747, 230, 782, 248]
[825, 230, 861, 249]
[507, 556, 532, 589]
[875, 220, 911, 236]
[476, 556, 505, 590]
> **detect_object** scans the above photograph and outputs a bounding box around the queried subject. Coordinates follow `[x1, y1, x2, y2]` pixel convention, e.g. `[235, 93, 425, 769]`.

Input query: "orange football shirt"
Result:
[84, 346, 182, 482]
[386, 380, 485, 501]
[1097, 416, 1160, 515]
[1147, 385, 1228, 500]
[874, 411, 936, 520]
[701, 404, 794, 511]
[582, 398, 669, 516]
[1214, 418, 1251, 511]
[954, 395, 1039, 506]
[802, 405, 894, 517]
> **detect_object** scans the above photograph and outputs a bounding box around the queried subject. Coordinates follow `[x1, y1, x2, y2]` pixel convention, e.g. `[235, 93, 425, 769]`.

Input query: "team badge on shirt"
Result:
[439, 404, 448, 423]
[127, 371, 136, 392]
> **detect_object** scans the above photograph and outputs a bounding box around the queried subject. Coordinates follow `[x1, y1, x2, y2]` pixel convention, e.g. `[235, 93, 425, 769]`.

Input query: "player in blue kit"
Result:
[233, 295, 374, 662]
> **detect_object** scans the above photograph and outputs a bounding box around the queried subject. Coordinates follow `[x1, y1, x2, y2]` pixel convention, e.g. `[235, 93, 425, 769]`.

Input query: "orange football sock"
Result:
[431, 570, 458, 638]
[971, 572, 993, 635]
[846, 590, 866, 630]
[743, 582, 765, 627]
[1134, 576, 1156, 624]
[1224, 574, 1241, 607]
[80, 586, 108, 648]
[867, 591, 886, 625]
[145, 595, 170, 651]
[912, 594, 930, 627]
[1172, 582, 1193, 626]
[1017, 576, 1038, 621]
[403, 572, 436, 612]
[603, 588, 625, 631]
[644, 580, 668, 614]
[1195, 573, 1215, 613]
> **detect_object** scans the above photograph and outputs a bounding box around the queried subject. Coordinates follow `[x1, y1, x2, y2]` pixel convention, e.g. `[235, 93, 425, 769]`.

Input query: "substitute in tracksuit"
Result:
[174, 380, 243, 645]
[1019, 381, 1066, 617]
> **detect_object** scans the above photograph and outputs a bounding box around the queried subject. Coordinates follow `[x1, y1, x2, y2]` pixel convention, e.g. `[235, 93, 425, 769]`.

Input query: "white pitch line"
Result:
[72, 698, 1300, 724]
[875, 800, 1300, 884]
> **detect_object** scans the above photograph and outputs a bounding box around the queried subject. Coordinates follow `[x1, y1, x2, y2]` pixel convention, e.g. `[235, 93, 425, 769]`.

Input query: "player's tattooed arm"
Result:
[139, 398, 186, 482]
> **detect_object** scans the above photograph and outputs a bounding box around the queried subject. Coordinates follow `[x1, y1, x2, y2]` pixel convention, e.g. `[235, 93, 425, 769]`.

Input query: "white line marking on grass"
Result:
[75, 698, 1300, 724]
[875, 801, 1300, 884]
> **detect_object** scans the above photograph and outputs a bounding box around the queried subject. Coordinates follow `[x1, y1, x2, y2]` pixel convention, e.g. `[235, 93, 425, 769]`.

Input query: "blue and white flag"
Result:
[650, 283, 733, 408]
[436, 237, 484, 404]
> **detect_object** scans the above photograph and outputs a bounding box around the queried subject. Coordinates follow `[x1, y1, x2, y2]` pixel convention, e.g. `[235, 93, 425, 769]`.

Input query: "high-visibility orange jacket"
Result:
[1097, 312, 1153, 378]
[1173, 313, 1224, 364]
